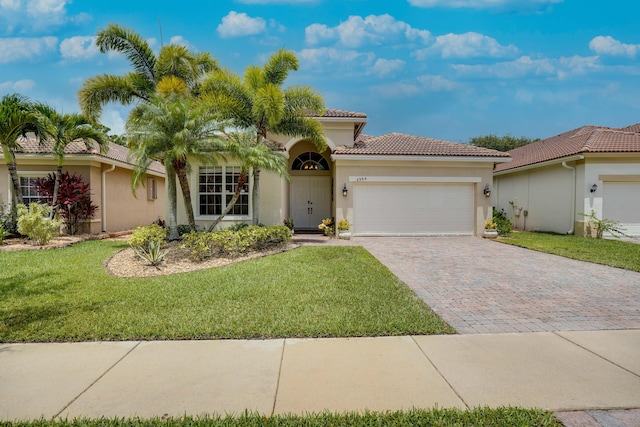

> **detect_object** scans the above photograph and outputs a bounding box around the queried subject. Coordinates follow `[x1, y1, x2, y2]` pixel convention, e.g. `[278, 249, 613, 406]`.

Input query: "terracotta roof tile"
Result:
[494, 124, 640, 172]
[306, 108, 367, 119]
[334, 132, 510, 158]
[15, 138, 165, 175]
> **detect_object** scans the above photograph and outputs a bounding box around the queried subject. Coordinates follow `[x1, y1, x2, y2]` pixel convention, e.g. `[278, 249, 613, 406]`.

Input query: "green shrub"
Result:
[0, 197, 17, 236]
[132, 240, 170, 266]
[0, 223, 11, 245]
[129, 224, 167, 248]
[180, 225, 292, 261]
[227, 222, 249, 232]
[493, 208, 512, 236]
[580, 210, 630, 239]
[16, 203, 63, 245]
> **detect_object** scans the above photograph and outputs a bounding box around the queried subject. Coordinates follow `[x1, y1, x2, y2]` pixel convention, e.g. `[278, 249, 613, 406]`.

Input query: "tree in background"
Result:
[468, 134, 539, 152]
[201, 49, 326, 225]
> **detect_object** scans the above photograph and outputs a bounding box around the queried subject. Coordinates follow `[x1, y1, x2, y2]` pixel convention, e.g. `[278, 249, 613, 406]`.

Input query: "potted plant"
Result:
[483, 219, 498, 239]
[284, 217, 294, 235]
[318, 217, 335, 237]
[337, 218, 351, 239]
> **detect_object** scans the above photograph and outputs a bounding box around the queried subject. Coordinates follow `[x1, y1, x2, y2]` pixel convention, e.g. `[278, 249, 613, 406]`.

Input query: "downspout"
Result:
[561, 161, 575, 235]
[101, 164, 116, 232]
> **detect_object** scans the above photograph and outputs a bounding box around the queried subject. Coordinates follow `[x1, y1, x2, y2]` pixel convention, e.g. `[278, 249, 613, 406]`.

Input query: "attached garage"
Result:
[603, 181, 640, 237]
[353, 181, 476, 236]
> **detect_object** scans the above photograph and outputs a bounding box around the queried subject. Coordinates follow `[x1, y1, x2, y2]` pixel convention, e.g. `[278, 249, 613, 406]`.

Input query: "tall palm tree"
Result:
[207, 128, 289, 231]
[36, 105, 109, 218]
[0, 94, 49, 205]
[126, 88, 226, 239]
[78, 23, 218, 121]
[201, 49, 326, 225]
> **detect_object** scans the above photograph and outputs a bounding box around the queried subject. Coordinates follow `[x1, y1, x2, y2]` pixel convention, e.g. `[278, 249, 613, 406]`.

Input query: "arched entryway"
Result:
[289, 150, 332, 230]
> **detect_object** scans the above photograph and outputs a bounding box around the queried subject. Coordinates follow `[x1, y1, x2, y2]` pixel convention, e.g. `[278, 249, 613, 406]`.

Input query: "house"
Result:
[0, 140, 166, 234]
[178, 108, 511, 237]
[493, 124, 640, 238]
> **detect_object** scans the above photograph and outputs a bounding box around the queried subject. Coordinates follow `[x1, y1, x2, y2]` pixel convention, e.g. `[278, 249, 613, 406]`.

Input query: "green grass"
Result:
[500, 231, 640, 272]
[0, 240, 454, 342]
[1, 407, 562, 427]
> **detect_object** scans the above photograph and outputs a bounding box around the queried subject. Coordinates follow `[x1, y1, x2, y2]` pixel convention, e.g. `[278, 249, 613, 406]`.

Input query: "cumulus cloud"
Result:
[217, 11, 267, 38]
[414, 32, 518, 59]
[0, 79, 36, 92]
[589, 36, 640, 58]
[407, 0, 563, 10]
[60, 35, 99, 60]
[305, 14, 431, 48]
[452, 55, 599, 79]
[0, 0, 90, 33]
[371, 58, 405, 77]
[0, 36, 58, 63]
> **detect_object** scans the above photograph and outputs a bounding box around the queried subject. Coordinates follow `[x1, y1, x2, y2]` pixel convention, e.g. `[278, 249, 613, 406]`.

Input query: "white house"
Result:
[493, 124, 640, 238]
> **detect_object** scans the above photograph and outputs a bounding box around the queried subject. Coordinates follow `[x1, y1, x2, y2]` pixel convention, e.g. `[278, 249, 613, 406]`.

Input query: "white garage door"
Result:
[603, 182, 640, 237]
[353, 183, 474, 236]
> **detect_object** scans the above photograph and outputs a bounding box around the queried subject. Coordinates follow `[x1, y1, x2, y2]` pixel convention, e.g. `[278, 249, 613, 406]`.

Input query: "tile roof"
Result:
[15, 138, 166, 175]
[494, 124, 640, 173]
[334, 132, 511, 158]
[306, 108, 368, 119]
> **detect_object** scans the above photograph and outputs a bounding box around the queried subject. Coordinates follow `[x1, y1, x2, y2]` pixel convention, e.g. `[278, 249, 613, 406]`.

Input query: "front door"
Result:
[290, 176, 331, 229]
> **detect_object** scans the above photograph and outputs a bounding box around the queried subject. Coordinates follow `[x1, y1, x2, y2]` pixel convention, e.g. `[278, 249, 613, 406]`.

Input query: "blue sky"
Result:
[1, 0, 638, 143]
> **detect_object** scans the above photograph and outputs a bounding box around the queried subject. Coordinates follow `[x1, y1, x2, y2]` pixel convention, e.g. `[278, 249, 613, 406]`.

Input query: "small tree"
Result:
[580, 210, 630, 239]
[34, 172, 98, 235]
[468, 134, 539, 152]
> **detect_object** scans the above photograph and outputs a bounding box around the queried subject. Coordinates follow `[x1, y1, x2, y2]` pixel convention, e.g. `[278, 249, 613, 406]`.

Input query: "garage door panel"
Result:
[354, 183, 474, 236]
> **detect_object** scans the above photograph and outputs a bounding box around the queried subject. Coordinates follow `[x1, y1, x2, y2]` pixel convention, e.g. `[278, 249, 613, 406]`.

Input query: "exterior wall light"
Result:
[483, 184, 491, 198]
[342, 183, 348, 197]
[590, 184, 598, 193]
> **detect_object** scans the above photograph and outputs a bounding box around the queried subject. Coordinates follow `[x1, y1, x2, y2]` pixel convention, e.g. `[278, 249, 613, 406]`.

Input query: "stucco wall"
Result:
[334, 159, 495, 237]
[495, 163, 574, 234]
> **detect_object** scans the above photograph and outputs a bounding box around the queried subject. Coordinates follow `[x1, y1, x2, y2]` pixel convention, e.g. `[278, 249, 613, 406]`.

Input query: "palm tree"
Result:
[126, 88, 226, 239]
[78, 23, 218, 121]
[0, 94, 49, 205]
[207, 128, 289, 231]
[201, 49, 326, 225]
[36, 105, 109, 218]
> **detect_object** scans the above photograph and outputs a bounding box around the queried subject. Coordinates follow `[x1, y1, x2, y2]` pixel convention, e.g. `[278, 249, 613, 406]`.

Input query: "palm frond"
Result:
[263, 48, 299, 86]
[95, 23, 157, 83]
[78, 74, 140, 119]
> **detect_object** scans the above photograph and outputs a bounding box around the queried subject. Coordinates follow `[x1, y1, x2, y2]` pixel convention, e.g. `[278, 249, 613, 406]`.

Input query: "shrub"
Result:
[227, 222, 249, 232]
[34, 172, 98, 235]
[0, 198, 17, 237]
[16, 203, 63, 245]
[132, 240, 170, 266]
[0, 223, 10, 245]
[129, 224, 167, 248]
[493, 208, 512, 236]
[180, 225, 292, 261]
[580, 210, 630, 239]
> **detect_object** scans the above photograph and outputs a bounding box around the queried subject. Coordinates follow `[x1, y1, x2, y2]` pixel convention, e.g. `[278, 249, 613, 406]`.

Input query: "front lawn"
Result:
[500, 232, 640, 272]
[0, 240, 454, 342]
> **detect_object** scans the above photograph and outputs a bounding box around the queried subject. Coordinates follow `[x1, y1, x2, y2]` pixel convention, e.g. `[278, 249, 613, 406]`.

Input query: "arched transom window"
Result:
[292, 152, 330, 171]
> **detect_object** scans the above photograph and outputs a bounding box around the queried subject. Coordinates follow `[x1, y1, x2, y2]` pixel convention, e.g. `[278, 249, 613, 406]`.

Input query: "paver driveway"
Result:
[358, 237, 640, 334]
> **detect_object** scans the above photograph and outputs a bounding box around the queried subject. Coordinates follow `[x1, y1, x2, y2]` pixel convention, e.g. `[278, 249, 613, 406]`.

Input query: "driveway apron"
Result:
[358, 237, 640, 334]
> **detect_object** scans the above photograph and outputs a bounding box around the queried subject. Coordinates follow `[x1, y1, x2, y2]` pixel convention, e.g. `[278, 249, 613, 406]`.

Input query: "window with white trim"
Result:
[20, 176, 46, 205]
[198, 166, 249, 216]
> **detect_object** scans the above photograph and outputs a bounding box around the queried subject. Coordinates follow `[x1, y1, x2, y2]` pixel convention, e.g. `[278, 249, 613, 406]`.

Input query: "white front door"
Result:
[290, 176, 331, 229]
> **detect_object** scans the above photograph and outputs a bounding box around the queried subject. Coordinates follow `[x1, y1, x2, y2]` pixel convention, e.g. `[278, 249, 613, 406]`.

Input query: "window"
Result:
[147, 178, 158, 200]
[199, 166, 249, 216]
[20, 176, 46, 205]
[292, 152, 329, 171]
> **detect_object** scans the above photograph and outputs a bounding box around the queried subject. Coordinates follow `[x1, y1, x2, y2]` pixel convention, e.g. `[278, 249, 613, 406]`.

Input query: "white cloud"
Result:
[0, 37, 58, 63]
[416, 74, 458, 91]
[589, 36, 640, 58]
[0, 0, 20, 10]
[407, 0, 563, 9]
[0, 79, 36, 92]
[305, 14, 431, 48]
[0, 0, 90, 33]
[217, 11, 267, 38]
[101, 107, 126, 135]
[452, 55, 599, 79]
[298, 47, 375, 69]
[60, 35, 98, 60]
[371, 58, 405, 77]
[414, 32, 518, 59]
[371, 74, 458, 98]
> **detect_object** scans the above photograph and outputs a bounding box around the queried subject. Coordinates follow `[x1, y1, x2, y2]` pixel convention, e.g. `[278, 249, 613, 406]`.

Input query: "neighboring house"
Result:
[0, 139, 166, 234]
[493, 124, 640, 238]
[178, 108, 511, 237]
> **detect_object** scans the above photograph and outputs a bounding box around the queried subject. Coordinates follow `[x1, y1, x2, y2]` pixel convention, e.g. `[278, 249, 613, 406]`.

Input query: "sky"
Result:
[1, 0, 639, 143]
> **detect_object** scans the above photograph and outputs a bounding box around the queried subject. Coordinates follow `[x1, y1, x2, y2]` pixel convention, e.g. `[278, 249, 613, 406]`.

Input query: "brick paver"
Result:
[356, 237, 640, 334]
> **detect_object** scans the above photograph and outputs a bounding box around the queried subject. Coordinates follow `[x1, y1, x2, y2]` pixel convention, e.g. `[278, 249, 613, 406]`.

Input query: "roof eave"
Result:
[332, 154, 512, 163]
[493, 154, 584, 176]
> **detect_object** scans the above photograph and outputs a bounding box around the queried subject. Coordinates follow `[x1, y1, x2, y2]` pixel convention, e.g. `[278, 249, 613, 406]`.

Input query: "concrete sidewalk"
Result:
[1, 330, 639, 421]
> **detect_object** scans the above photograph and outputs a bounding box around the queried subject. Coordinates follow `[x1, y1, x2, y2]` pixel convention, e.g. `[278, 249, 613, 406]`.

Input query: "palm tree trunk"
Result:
[50, 166, 62, 219]
[208, 172, 247, 232]
[251, 168, 260, 226]
[165, 164, 179, 241]
[175, 164, 196, 231]
[3, 147, 23, 205]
